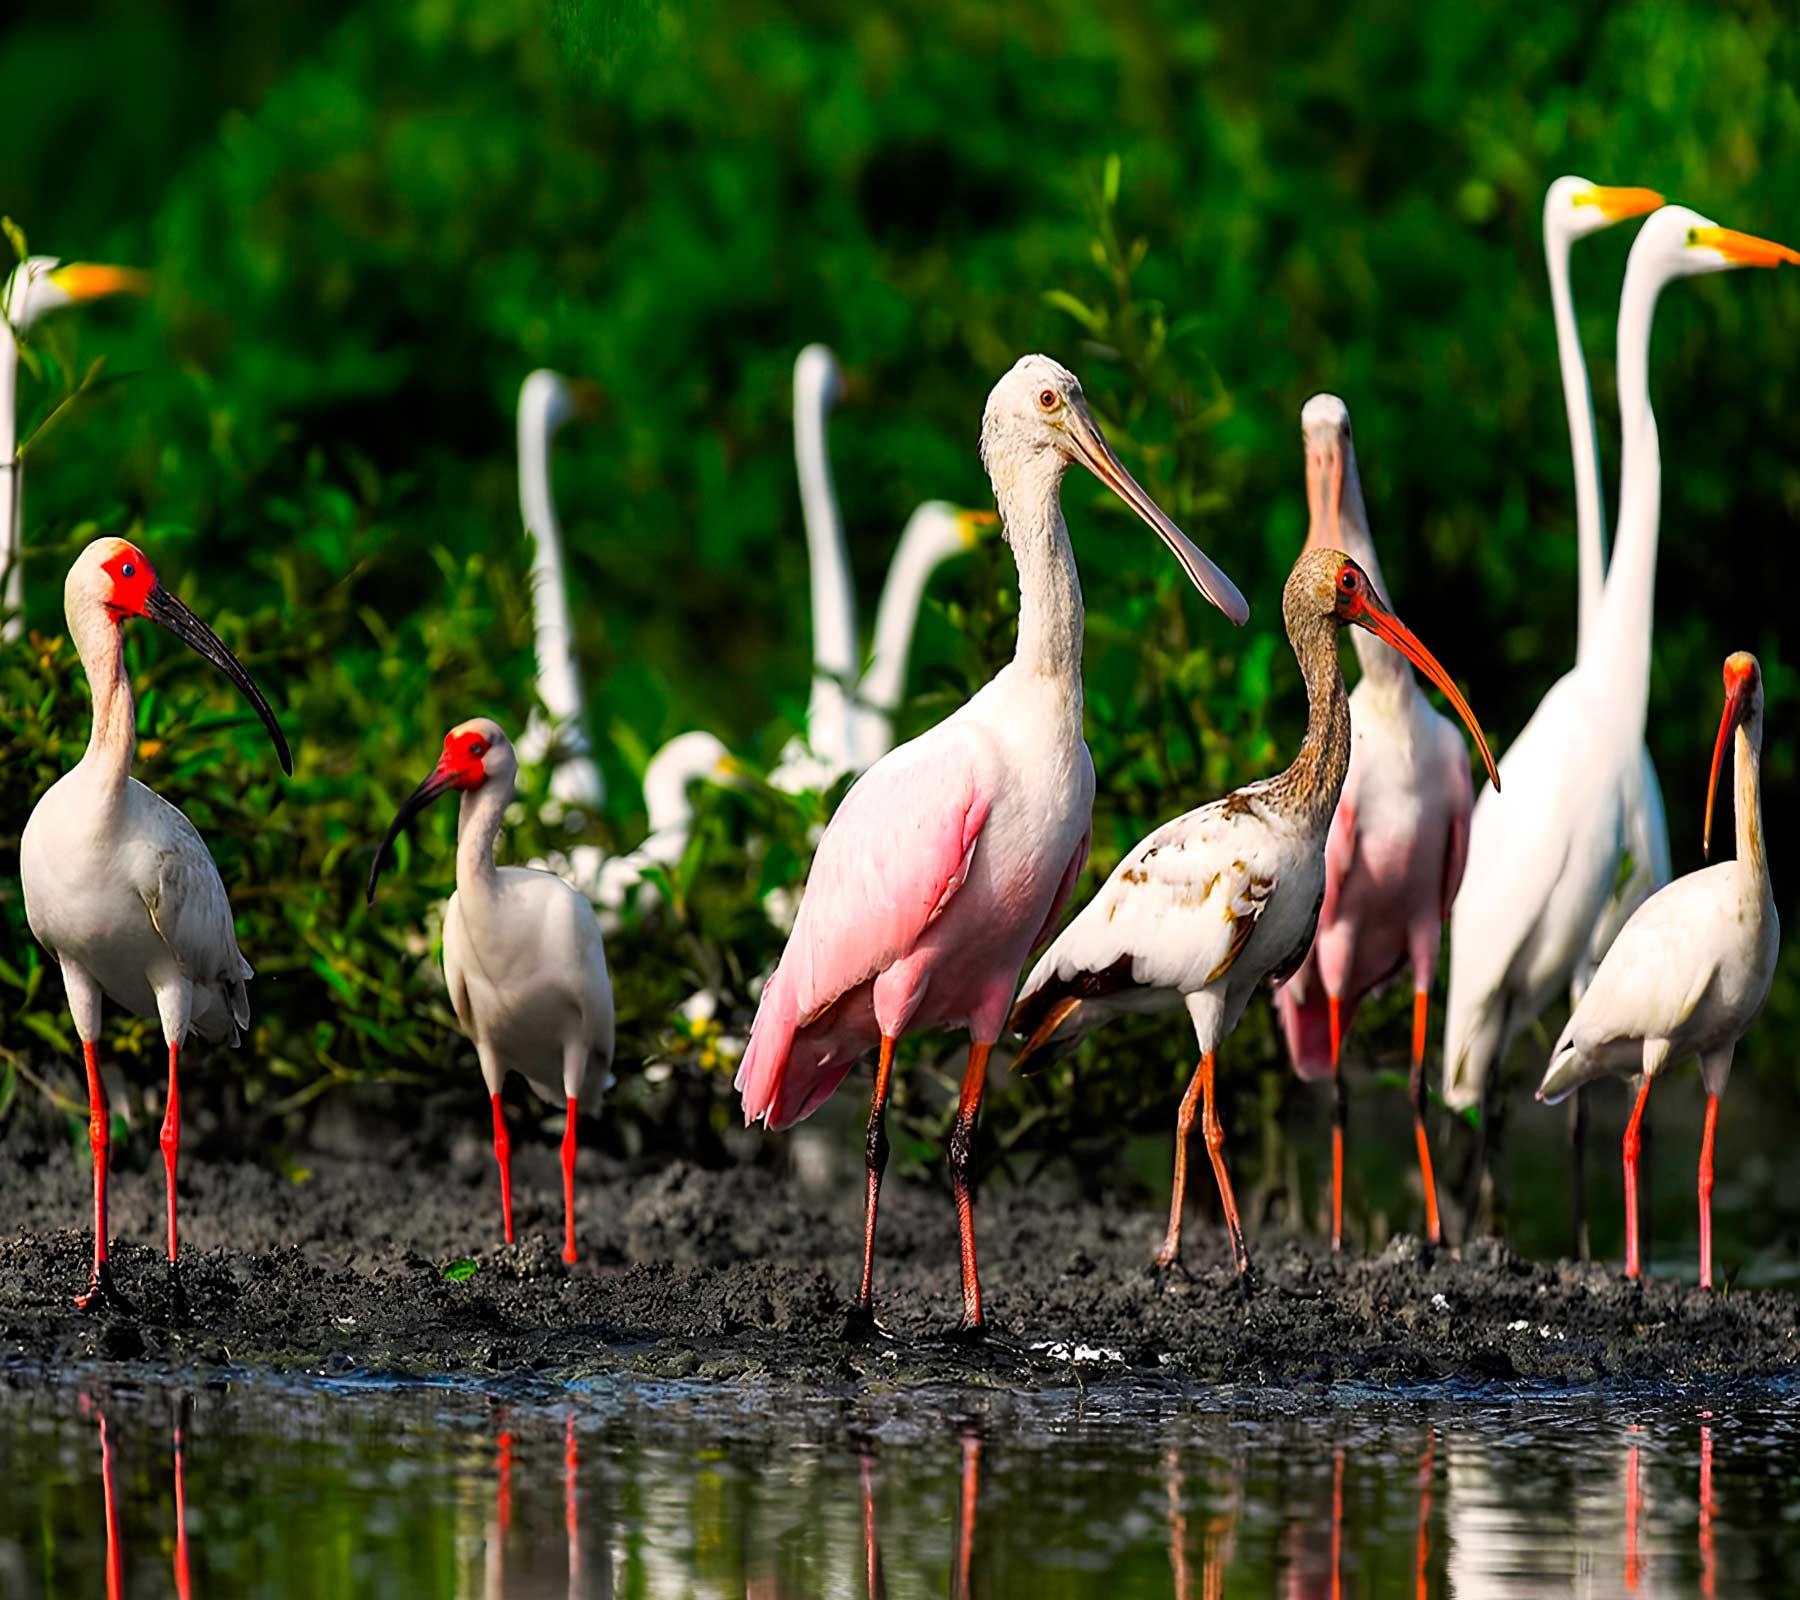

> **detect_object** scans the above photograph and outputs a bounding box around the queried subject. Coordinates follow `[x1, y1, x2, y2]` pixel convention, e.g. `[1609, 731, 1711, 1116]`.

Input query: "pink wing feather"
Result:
[736, 727, 996, 1129]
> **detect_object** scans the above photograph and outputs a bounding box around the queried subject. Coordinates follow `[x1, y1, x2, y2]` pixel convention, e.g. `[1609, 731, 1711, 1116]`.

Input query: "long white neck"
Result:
[862, 505, 955, 715]
[455, 776, 513, 898]
[1589, 252, 1668, 735]
[1337, 455, 1408, 690]
[68, 596, 136, 807]
[999, 457, 1084, 686]
[1, 330, 22, 639]
[1547, 227, 1609, 665]
[518, 395, 586, 740]
[794, 368, 859, 764]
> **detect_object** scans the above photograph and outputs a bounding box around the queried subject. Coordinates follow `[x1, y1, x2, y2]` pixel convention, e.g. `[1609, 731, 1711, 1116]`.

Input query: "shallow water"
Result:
[1, 1370, 1795, 1598]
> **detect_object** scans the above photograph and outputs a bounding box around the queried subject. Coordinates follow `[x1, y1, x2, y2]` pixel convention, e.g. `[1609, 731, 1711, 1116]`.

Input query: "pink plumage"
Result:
[735, 353, 1247, 1333]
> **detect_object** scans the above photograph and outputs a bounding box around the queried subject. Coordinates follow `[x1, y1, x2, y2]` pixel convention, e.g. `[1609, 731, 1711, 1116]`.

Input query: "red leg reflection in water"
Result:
[952, 1430, 980, 1600]
[485, 1419, 513, 1600]
[1699, 1416, 1716, 1600]
[1415, 1430, 1434, 1600]
[1624, 1425, 1643, 1594]
[1331, 1444, 1345, 1600]
[861, 1453, 887, 1600]
[565, 1410, 582, 1595]
[97, 1407, 124, 1600]
[1165, 1449, 1191, 1600]
[172, 1402, 193, 1600]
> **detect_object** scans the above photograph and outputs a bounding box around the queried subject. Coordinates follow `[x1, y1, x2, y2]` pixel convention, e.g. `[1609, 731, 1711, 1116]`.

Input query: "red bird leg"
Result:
[949, 1041, 992, 1331]
[1698, 1093, 1719, 1291]
[1200, 1053, 1251, 1276]
[1158, 1058, 1208, 1268]
[1415, 1428, 1434, 1600]
[1329, 994, 1346, 1252]
[855, 1035, 897, 1319]
[1330, 1444, 1344, 1600]
[490, 1093, 514, 1246]
[1410, 990, 1441, 1246]
[561, 1095, 579, 1265]
[160, 1041, 181, 1266]
[952, 1431, 980, 1600]
[75, 1041, 129, 1312]
[1623, 1075, 1653, 1280]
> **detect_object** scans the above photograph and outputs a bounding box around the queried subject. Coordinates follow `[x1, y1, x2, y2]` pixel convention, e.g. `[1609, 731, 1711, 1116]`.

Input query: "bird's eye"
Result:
[1686, 228, 1700, 248]
[469, 741, 486, 758]
[1339, 569, 1359, 591]
[120, 563, 135, 579]
[1038, 388, 1059, 411]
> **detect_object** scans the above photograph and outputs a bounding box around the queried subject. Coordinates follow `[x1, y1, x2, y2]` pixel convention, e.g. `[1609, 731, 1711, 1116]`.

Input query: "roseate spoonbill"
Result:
[1012, 547, 1497, 1275]
[2, 255, 148, 640]
[515, 369, 607, 894]
[1272, 396, 1475, 1251]
[736, 354, 1248, 1332]
[1443, 208, 1797, 1206]
[21, 538, 291, 1310]
[367, 718, 614, 1263]
[1537, 653, 1777, 1288]
[1546, 178, 1672, 1251]
[595, 730, 738, 914]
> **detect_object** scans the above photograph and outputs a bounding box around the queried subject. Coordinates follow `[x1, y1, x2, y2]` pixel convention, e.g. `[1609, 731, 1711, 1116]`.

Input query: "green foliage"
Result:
[2, 0, 1797, 1181]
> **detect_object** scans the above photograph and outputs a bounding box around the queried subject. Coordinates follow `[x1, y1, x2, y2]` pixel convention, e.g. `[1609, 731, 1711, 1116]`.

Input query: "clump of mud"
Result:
[1, 1124, 1794, 1391]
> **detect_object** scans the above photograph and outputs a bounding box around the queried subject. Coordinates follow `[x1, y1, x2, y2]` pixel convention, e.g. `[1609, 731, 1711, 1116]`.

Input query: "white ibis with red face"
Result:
[1012, 547, 1497, 1276]
[20, 537, 292, 1310]
[368, 718, 614, 1263]
[1538, 653, 1778, 1288]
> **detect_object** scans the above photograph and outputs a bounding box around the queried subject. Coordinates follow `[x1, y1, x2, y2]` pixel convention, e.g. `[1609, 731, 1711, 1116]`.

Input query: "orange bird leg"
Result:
[1158, 1058, 1207, 1268]
[1330, 1444, 1344, 1600]
[490, 1093, 514, 1246]
[948, 1041, 992, 1331]
[1200, 1053, 1251, 1276]
[160, 1041, 181, 1266]
[861, 1454, 887, 1600]
[1625, 1428, 1643, 1592]
[1698, 1094, 1719, 1291]
[1623, 1075, 1653, 1280]
[1415, 1428, 1434, 1600]
[856, 1035, 898, 1318]
[1329, 994, 1346, 1252]
[952, 1431, 980, 1600]
[75, 1041, 129, 1312]
[1410, 990, 1441, 1246]
[561, 1095, 580, 1265]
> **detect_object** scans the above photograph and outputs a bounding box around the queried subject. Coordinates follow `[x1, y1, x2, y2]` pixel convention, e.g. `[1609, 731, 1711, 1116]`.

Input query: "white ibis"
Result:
[1443, 209, 1797, 1194]
[1538, 653, 1778, 1288]
[1012, 546, 1497, 1275]
[595, 730, 739, 914]
[2, 256, 148, 641]
[20, 537, 292, 1310]
[367, 718, 614, 1263]
[735, 354, 1247, 1331]
[1272, 396, 1477, 1250]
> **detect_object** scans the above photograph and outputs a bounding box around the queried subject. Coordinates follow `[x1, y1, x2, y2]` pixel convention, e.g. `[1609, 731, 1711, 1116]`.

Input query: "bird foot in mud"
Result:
[1150, 1251, 1193, 1283]
[164, 1264, 191, 1326]
[844, 1304, 897, 1344]
[74, 1264, 136, 1317]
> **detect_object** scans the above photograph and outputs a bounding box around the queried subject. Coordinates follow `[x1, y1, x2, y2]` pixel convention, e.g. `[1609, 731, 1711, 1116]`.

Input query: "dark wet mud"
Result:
[2, 1119, 1796, 1394]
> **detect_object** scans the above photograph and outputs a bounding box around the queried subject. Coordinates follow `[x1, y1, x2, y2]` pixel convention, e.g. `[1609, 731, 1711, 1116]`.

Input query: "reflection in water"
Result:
[9, 1378, 1796, 1597]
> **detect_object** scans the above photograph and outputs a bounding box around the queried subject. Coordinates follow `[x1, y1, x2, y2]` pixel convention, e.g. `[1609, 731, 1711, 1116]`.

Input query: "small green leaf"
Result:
[442, 1259, 478, 1283]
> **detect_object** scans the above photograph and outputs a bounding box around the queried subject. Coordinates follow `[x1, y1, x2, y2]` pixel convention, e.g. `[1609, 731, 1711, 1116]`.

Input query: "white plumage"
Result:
[21, 536, 291, 1309]
[369, 717, 614, 1264]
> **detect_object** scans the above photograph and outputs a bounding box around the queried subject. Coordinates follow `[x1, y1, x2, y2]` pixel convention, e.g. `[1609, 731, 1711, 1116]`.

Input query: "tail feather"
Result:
[1272, 976, 1350, 1084]
[735, 967, 800, 1127]
[1441, 977, 1509, 1114]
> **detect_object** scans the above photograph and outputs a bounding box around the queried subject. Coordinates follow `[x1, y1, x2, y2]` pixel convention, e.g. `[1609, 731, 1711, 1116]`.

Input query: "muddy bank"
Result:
[1, 1123, 1796, 1393]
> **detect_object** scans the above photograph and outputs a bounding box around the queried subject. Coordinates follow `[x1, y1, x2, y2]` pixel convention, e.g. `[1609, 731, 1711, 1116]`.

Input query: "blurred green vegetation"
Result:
[1, 0, 1796, 1212]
